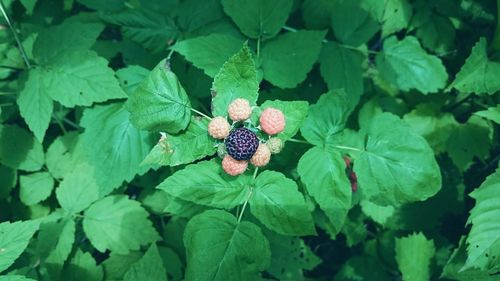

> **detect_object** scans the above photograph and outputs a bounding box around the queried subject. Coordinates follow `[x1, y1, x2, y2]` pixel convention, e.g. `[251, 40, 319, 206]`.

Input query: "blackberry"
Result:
[225, 128, 259, 160]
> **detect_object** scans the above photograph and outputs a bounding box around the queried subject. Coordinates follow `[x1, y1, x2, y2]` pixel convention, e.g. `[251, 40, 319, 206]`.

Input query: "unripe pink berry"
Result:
[250, 143, 271, 167]
[259, 108, 285, 135]
[222, 155, 248, 176]
[208, 117, 230, 139]
[228, 98, 252, 121]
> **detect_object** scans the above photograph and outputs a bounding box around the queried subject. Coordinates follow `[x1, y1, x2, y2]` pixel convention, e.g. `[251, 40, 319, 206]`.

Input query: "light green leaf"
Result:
[412, 4, 455, 54]
[300, 90, 356, 147]
[354, 113, 442, 206]
[126, 59, 191, 133]
[464, 168, 500, 272]
[0, 124, 44, 172]
[449, 38, 500, 95]
[142, 117, 217, 166]
[0, 220, 39, 272]
[184, 210, 271, 281]
[157, 160, 250, 209]
[45, 132, 79, 179]
[376, 36, 448, 94]
[256, 100, 309, 141]
[103, 251, 143, 281]
[124, 244, 167, 281]
[45, 219, 76, 279]
[17, 69, 53, 142]
[171, 34, 245, 77]
[41, 50, 126, 107]
[211, 44, 259, 117]
[362, 0, 412, 37]
[261, 30, 326, 88]
[0, 275, 36, 281]
[475, 105, 500, 124]
[116, 65, 149, 95]
[331, 1, 379, 46]
[251, 171, 315, 236]
[62, 250, 103, 281]
[56, 162, 100, 214]
[33, 21, 104, 63]
[19, 172, 54, 206]
[297, 147, 352, 235]
[319, 42, 364, 97]
[395, 233, 435, 281]
[81, 103, 153, 191]
[221, 0, 293, 39]
[83, 195, 160, 254]
[360, 200, 395, 225]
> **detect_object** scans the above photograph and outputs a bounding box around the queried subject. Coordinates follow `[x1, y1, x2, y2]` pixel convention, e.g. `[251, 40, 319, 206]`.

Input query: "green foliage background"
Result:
[0, 0, 499, 280]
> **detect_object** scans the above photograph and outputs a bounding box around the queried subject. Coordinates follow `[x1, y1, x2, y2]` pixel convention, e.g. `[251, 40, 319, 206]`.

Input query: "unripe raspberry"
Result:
[250, 143, 271, 167]
[222, 155, 248, 176]
[228, 98, 252, 121]
[208, 117, 230, 139]
[266, 137, 284, 154]
[259, 108, 285, 135]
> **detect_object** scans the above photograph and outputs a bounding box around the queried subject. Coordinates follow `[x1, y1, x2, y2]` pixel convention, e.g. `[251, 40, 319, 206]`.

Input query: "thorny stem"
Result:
[0, 0, 31, 69]
[190, 108, 212, 120]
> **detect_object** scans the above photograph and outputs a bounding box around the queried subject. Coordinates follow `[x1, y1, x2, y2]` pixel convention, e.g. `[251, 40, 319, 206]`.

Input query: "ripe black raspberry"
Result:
[225, 128, 259, 160]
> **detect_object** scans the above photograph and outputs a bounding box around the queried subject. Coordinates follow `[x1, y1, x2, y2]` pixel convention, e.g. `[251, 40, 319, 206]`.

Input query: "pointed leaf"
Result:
[395, 233, 435, 281]
[0, 220, 39, 272]
[124, 244, 167, 281]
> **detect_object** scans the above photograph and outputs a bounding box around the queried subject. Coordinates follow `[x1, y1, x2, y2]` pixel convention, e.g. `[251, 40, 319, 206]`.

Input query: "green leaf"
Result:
[0, 124, 44, 172]
[221, 0, 293, 39]
[362, 0, 412, 37]
[360, 200, 395, 225]
[81, 103, 153, 191]
[251, 171, 316, 236]
[56, 162, 100, 214]
[463, 168, 500, 272]
[331, 1, 379, 46]
[333, 256, 391, 281]
[301, 0, 335, 29]
[475, 105, 500, 124]
[297, 147, 352, 235]
[103, 251, 142, 281]
[171, 34, 245, 77]
[261, 30, 326, 88]
[45, 132, 79, 179]
[376, 36, 448, 94]
[0, 165, 16, 200]
[157, 160, 250, 209]
[256, 100, 309, 141]
[123, 244, 167, 281]
[62, 250, 103, 281]
[0, 276, 36, 281]
[183, 210, 271, 281]
[300, 90, 356, 147]
[142, 117, 217, 166]
[354, 113, 442, 206]
[449, 38, 500, 95]
[83, 195, 160, 254]
[41, 50, 127, 107]
[319, 42, 365, 97]
[33, 22, 104, 63]
[102, 9, 178, 52]
[0, 220, 39, 272]
[412, 4, 455, 54]
[45, 219, 76, 279]
[126, 59, 191, 133]
[77, 0, 124, 12]
[116, 65, 149, 95]
[17, 69, 53, 142]
[211, 44, 259, 117]
[395, 233, 435, 281]
[19, 172, 54, 206]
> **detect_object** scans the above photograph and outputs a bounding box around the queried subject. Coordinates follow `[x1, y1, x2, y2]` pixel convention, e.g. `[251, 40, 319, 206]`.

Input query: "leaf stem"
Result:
[331, 145, 363, 152]
[0, 0, 31, 69]
[237, 187, 253, 223]
[256, 37, 261, 58]
[252, 167, 259, 179]
[0, 102, 14, 107]
[190, 108, 212, 120]
[288, 138, 310, 144]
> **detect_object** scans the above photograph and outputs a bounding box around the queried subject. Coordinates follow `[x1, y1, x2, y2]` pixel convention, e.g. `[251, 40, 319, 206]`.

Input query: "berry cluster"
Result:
[207, 98, 286, 176]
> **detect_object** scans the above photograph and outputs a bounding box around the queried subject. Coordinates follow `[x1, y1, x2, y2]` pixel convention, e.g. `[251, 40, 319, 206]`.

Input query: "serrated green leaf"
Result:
[83, 195, 160, 254]
[261, 30, 326, 88]
[0, 124, 44, 172]
[412, 3, 455, 54]
[300, 90, 356, 147]
[56, 162, 100, 214]
[116, 65, 149, 95]
[319, 42, 364, 97]
[211, 44, 259, 117]
[19, 172, 54, 206]
[395, 233, 435, 281]
[464, 168, 500, 272]
[126, 59, 191, 133]
[251, 170, 315, 236]
[449, 38, 500, 95]
[0, 220, 39, 272]
[77, 0, 124, 12]
[256, 100, 308, 141]
[45, 132, 79, 180]
[123, 244, 167, 281]
[362, 0, 412, 37]
[376, 36, 448, 93]
[184, 210, 271, 281]
[297, 147, 352, 235]
[17, 69, 53, 142]
[103, 251, 143, 281]
[62, 250, 103, 281]
[475, 105, 500, 124]
[44, 219, 76, 280]
[142, 117, 217, 166]
[157, 160, 250, 209]
[0, 276, 36, 281]
[360, 200, 395, 225]
[354, 113, 442, 206]
[331, 1, 379, 46]
[171, 34, 245, 77]
[221, 0, 293, 39]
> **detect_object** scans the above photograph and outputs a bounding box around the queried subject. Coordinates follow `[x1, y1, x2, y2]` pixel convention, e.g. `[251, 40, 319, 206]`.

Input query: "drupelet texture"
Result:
[225, 127, 259, 160]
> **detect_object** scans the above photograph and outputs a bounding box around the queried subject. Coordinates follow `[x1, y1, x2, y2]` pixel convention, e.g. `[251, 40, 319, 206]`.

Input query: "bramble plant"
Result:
[0, 0, 499, 281]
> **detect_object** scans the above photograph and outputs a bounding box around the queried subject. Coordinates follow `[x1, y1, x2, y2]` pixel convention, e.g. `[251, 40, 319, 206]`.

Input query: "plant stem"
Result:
[288, 138, 310, 144]
[190, 108, 212, 120]
[237, 187, 253, 223]
[256, 37, 261, 58]
[166, 48, 175, 60]
[253, 167, 259, 179]
[0, 0, 31, 69]
[331, 145, 363, 152]
[0, 102, 14, 107]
